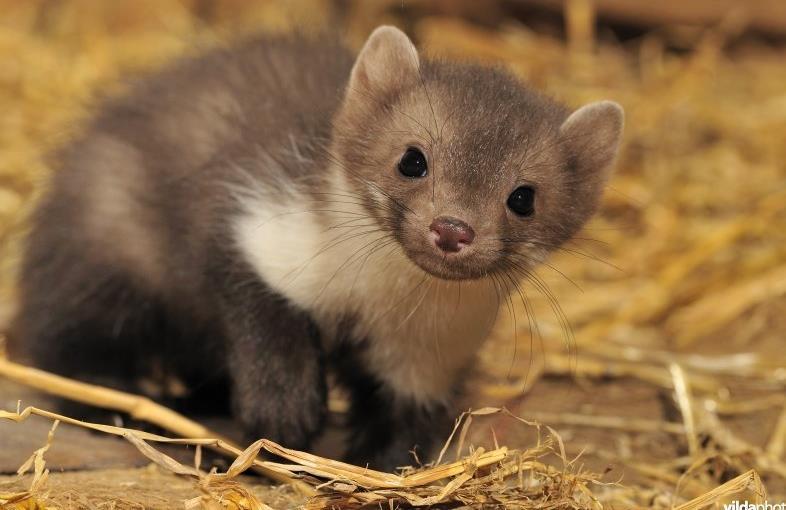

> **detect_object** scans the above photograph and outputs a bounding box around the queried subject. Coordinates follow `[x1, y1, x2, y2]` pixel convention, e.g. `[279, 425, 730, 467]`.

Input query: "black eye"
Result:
[398, 147, 428, 178]
[507, 186, 536, 216]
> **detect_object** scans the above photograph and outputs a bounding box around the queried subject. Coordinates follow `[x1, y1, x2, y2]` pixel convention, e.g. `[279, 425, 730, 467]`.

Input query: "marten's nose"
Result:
[429, 216, 475, 253]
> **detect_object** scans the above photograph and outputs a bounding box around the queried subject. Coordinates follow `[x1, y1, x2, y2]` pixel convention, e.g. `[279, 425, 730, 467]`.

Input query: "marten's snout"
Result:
[429, 216, 475, 253]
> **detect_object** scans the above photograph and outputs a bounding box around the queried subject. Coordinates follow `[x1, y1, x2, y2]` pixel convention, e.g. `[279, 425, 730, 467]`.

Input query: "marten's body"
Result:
[11, 27, 623, 470]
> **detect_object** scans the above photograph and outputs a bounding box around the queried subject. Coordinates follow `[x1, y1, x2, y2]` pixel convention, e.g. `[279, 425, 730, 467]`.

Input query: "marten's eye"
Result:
[507, 186, 536, 216]
[398, 147, 428, 178]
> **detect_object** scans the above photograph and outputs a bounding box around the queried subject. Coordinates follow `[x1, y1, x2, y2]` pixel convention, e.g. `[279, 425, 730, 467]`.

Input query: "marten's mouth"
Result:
[402, 245, 493, 281]
[392, 217, 504, 280]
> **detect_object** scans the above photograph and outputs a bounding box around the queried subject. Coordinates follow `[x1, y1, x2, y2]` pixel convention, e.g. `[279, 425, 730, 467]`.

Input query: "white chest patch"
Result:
[232, 173, 500, 403]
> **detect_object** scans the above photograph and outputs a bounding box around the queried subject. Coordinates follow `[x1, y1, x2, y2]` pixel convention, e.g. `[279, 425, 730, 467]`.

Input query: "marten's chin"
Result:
[401, 244, 494, 281]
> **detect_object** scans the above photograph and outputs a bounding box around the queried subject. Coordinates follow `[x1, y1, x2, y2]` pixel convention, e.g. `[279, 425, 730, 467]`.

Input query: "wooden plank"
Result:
[521, 0, 786, 34]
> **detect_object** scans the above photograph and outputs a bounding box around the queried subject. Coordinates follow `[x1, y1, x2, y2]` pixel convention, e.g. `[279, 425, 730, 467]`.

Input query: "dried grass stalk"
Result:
[673, 470, 766, 510]
[1, 404, 607, 509]
[0, 420, 57, 507]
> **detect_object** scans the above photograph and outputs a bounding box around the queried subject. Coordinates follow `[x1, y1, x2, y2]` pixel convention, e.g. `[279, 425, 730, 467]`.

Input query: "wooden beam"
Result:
[520, 0, 786, 35]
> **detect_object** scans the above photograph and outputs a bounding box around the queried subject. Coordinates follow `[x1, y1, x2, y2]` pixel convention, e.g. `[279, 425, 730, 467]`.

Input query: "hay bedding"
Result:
[1, 0, 785, 508]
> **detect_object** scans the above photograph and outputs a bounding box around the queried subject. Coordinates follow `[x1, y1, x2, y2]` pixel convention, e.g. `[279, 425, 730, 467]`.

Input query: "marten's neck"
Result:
[232, 163, 499, 402]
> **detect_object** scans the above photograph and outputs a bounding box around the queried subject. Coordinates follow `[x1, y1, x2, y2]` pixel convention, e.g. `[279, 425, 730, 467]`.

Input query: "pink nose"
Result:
[430, 216, 475, 253]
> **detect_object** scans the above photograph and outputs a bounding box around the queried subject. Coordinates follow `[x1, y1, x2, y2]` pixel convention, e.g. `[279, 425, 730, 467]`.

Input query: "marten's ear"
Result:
[560, 100, 624, 189]
[347, 26, 419, 100]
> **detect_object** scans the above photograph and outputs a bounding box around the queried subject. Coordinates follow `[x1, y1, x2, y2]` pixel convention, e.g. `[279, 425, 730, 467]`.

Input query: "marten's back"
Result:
[11, 34, 353, 365]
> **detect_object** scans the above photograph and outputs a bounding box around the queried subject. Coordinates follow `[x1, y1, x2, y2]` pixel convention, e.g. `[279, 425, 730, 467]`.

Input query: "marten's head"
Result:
[331, 26, 623, 280]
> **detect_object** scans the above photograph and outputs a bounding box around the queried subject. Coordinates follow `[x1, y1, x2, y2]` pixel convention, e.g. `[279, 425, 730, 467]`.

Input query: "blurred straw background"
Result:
[1, 0, 785, 508]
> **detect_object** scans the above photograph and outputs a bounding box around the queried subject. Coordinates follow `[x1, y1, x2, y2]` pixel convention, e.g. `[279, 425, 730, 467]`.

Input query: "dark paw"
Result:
[236, 386, 327, 450]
